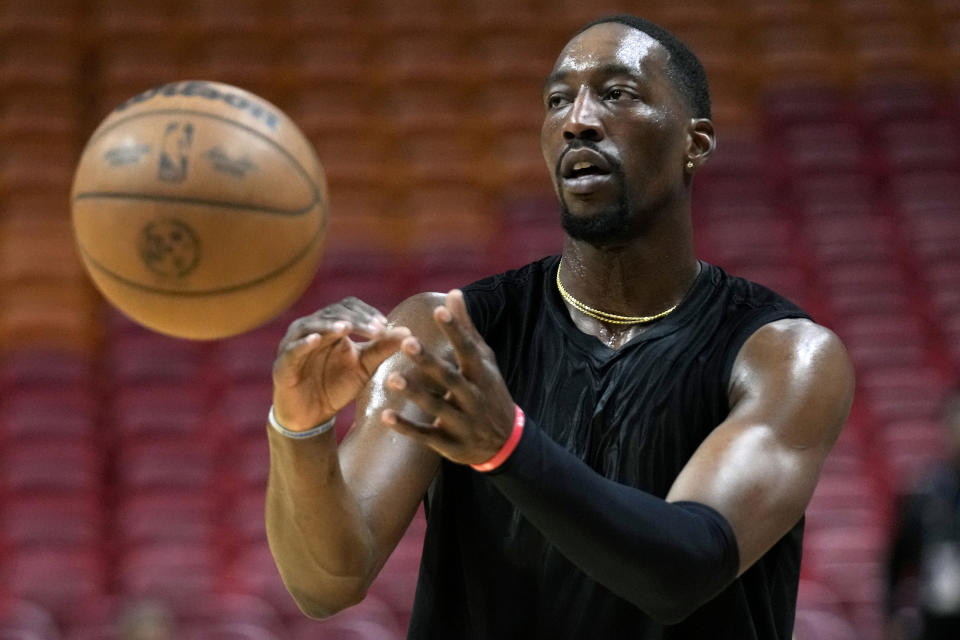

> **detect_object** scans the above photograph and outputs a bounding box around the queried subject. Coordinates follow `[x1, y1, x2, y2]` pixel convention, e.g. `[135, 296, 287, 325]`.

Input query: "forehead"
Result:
[551, 22, 671, 81]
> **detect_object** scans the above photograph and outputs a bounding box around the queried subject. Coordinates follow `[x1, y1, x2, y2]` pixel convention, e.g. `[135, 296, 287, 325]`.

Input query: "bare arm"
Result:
[265, 294, 445, 618]
[666, 318, 854, 574]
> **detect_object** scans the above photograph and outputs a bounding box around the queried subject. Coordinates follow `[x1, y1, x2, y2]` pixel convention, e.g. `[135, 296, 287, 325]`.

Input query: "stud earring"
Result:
[686, 161, 695, 169]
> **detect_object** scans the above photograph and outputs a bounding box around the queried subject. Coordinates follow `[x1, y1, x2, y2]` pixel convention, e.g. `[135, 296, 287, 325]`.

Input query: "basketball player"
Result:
[266, 15, 854, 639]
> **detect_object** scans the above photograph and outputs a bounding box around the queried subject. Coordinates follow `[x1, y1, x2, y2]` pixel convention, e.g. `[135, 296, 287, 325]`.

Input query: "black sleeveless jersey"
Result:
[407, 256, 811, 639]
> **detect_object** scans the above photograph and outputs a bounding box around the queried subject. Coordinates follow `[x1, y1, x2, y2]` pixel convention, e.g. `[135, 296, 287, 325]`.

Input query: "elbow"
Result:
[633, 576, 728, 625]
[288, 581, 369, 620]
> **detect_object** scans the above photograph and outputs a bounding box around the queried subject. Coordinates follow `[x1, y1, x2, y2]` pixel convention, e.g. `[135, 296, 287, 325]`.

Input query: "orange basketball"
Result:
[71, 80, 327, 340]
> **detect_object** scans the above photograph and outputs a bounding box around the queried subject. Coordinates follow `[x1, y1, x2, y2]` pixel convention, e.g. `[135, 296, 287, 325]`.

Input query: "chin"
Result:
[559, 192, 632, 244]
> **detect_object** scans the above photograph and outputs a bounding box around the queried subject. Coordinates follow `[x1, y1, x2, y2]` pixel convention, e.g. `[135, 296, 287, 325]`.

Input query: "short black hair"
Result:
[574, 14, 711, 120]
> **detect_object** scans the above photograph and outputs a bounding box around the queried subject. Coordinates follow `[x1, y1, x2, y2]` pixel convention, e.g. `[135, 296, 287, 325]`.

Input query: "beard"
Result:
[559, 189, 631, 245]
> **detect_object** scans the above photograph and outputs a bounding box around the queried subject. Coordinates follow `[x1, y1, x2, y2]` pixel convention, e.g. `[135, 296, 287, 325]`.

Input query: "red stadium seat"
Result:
[0, 630, 48, 640]
[0, 596, 59, 639]
[177, 0, 272, 37]
[228, 492, 268, 547]
[0, 494, 103, 549]
[0, 384, 98, 442]
[0, 0, 83, 37]
[116, 440, 220, 493]
[119, 543, 219, 602]
[283, 0, 368, 33]
[880, 419, 952, 490]
[214, 381, 273, 442]
[291, 617, 402, 640]
[117, 491, 219, 548]
[792, 608, 860, 640]
[112, 384, 212, 444]
[880, 118, 960, 172]
[0, 440, 103, 495]
[782, 122, 868, 175]
[106, 332, 208, 385]
[183, 622, 282, 640]
[373, 32, 468, 83]
[225, 546, 304, 618]
[0, 349, 95, 388]
[3, 548, 107, 610]
[230, 438, 271, 493]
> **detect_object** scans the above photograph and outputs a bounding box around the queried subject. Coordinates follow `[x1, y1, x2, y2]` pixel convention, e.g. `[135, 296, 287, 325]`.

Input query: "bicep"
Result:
[337, 293, 447, 570]
[666, 319, 854, 574]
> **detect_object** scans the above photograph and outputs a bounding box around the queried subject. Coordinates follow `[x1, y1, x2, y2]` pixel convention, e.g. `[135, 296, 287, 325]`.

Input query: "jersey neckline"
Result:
[543, 255, 718, 362]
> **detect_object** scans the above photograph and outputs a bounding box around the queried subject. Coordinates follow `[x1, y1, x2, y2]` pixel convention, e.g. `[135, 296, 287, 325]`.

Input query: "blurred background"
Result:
[1, 0, 959, 638]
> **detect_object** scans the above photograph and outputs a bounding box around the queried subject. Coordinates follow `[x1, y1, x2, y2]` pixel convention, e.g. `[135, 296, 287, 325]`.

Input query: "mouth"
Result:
[559, 148, 614, 194]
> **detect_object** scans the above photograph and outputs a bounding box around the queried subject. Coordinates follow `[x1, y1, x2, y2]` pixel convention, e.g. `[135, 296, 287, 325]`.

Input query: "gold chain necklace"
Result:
[556, 262, 680, 325]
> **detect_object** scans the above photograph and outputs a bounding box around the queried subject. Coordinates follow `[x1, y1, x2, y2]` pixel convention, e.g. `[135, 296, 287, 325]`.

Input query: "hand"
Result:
[380, 290, 516, 466]
[273, 297, 411, 432]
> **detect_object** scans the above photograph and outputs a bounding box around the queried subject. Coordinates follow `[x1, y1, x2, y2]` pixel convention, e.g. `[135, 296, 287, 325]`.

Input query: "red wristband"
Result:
[470, 405, 525, 472]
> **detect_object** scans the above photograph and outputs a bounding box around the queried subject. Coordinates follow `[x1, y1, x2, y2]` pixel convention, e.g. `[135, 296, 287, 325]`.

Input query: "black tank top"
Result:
[407, 256, 810, 639]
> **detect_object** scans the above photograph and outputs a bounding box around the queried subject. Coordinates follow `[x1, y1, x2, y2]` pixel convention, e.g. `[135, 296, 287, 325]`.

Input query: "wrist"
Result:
[471, 405, 525, 473]
[269, 405, 336, 439]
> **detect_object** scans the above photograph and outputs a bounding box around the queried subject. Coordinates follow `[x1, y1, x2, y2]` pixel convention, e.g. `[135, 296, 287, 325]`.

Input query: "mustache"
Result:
[555, 140, 620, 178]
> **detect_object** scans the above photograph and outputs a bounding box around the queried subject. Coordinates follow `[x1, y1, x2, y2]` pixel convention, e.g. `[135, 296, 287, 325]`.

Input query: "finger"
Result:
[278, 321, 350, 364]
[273, 323, 347, 386]
[357, 326, 412, 374]
[446, 290, 484, 341]
[339, 296, 389, 325]
[386, 371, 465, 428]
[433, 290, 486, 378]
[381, 408, 451, 446]
[285, 314, 380, 347]
[399, 336, 476, 408]
[284, 301, 385, 344]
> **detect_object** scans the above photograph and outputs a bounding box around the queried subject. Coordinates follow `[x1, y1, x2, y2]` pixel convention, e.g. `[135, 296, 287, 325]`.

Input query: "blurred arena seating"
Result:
[1, 0, 959, 638]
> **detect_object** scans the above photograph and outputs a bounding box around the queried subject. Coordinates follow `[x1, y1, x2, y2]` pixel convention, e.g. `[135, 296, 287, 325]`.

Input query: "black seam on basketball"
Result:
[72, 191, 317, 216]
[78, 108, 325, 214]
[76, 215, 327, 297]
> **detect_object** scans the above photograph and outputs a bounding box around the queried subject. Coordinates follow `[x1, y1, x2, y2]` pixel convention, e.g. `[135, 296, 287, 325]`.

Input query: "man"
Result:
[887, 391, 960, 639]
[266, 15, 854, 639]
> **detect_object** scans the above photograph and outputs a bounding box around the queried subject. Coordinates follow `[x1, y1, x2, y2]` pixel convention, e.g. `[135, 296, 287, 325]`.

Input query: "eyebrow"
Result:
[543, 62, 642, 92]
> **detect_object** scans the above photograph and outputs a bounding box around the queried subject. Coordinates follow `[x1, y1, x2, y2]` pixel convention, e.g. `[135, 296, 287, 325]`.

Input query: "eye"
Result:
[546, 94, 570, 109]
[604, 87, 633, 101]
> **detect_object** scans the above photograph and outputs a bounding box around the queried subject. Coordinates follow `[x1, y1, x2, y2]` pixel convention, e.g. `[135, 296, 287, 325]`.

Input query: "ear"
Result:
[684, 118, 716, 171]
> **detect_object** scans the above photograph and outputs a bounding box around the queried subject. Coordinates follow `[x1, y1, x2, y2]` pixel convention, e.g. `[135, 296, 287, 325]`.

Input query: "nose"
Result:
[563, 87, 605, 142]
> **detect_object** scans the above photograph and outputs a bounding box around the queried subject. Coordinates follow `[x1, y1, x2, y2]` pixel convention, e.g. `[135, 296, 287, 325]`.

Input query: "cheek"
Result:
[625, 125, 685, 179]
[540, 121, 561, 182]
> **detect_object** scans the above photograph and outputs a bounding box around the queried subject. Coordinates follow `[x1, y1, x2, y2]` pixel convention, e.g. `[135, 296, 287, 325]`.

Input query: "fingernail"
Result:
[388, 373, 406, 390]
[382, 409, 397, 424]
[334, 321, 350, 332]
[436, 306, 452, 323]
[403, 338, 421, 355]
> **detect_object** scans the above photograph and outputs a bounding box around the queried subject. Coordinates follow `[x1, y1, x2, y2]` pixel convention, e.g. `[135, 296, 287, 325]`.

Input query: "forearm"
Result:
[487, 416, 739, 624]
[265, 426, 377, 618]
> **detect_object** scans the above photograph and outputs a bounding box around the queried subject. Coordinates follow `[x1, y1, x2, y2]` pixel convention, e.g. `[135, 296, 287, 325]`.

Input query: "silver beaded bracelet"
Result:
[268, 405, 336, 439]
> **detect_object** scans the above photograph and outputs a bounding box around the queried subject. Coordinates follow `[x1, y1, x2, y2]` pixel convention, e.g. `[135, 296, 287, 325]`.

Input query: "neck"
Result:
[559, 217, 699, 321]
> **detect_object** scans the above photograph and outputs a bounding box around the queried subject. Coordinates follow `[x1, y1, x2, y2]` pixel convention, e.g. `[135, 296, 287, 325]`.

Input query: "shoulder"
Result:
[729, 318, 854, 445]
[738, 318, 848, 369]
[709, 264, 807, 316]
[461, 256, 558, 334]
[386, 292, 449, 351]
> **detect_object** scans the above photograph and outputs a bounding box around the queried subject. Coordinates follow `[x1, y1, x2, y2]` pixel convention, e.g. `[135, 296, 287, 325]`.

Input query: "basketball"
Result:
[71, 80, 328, 340]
